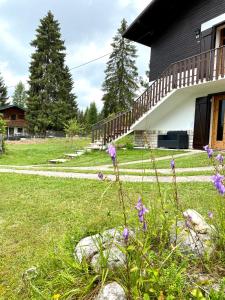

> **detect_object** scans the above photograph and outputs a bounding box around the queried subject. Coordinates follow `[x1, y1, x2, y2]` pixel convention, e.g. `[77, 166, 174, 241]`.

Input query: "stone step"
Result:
[65, 152, 84, 158]
[49, 159, 68, 164]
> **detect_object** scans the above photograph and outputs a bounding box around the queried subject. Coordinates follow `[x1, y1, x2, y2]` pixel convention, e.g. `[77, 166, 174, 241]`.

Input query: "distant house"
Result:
[0, 104, 27, 138]
[92, 0, 225, 149]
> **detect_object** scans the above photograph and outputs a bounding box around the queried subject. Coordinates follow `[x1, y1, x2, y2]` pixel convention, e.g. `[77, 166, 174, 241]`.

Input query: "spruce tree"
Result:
[87, 102, 98, 126]
[84, 107, 89, 125]
[27, 11, 78, 135]
[12, 81, 27, 108]
[0, 75, 8, 107]
[102, 19, 139, 118]
[77, 109, 85, 125]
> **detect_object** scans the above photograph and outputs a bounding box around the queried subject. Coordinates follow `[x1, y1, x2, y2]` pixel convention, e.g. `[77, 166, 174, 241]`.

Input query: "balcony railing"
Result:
[92, 45, 225, 145]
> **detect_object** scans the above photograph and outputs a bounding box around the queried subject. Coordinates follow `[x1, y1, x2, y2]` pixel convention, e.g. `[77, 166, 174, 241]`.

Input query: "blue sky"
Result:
[0, 0, 150, 111]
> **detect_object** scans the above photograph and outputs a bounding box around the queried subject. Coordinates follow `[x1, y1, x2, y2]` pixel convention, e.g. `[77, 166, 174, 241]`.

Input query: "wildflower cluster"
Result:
[108, 144, 116, 166]
[216, 153, 224, 164]
[135, 197, 149, 231]
[212, 173, 225, 195]
[203, 145, 213, 158]
[203, 145, 225, 195]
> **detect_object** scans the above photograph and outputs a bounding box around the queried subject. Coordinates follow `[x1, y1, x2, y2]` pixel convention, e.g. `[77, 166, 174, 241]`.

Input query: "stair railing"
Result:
[92, 45, 225, 144]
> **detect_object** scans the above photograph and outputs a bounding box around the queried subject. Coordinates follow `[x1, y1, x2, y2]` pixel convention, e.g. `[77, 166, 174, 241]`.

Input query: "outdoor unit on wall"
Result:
[158, 131, 189, 149]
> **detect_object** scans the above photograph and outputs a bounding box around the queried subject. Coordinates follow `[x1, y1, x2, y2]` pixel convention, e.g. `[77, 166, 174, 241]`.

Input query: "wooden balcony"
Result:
[4, 119, 27, 128]
[92, 45, 225, 145]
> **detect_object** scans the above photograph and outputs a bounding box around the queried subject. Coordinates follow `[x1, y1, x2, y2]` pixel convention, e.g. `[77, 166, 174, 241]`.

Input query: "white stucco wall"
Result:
[147, 95, 196, 131]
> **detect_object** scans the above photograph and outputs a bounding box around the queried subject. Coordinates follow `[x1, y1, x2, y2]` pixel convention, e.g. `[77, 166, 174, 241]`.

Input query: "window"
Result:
[17, 128, 23, 133]
[11, 115, 16, 120]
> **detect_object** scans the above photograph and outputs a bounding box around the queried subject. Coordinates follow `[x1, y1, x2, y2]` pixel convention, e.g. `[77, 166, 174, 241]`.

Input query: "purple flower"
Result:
[138, 206, 149, 223]
[98, 172, 104, 180]
[208, 211, 213, 219]
[108, 144, 116, 166]
[203, 145, 213, 158]
[123, 227, 129, 241]
[170, 159, 175, 170]
[212, 173, 225, 195]
[135, 197, 149, 224]
[135, 197, 142, 210]
[216, 154, 224, 164]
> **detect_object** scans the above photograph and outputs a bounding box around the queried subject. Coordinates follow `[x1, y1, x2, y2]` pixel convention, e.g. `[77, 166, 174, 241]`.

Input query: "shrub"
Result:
[0, 114, 6, 153]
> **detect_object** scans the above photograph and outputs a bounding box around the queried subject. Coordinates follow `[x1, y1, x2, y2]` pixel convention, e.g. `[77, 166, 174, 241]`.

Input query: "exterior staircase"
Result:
[92, 46, 225, 145]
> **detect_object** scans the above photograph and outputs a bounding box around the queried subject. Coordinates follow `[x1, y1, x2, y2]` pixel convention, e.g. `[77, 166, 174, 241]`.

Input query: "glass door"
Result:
[211, 95, 225, 149]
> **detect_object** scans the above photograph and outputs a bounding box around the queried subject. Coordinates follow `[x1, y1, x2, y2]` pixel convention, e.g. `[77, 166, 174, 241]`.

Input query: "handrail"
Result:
[92, 45, 225, 144]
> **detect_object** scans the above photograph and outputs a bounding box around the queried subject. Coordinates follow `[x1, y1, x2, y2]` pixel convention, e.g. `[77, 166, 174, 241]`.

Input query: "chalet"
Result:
[92, 0, 225, 150]
[0, 104, 27, 138]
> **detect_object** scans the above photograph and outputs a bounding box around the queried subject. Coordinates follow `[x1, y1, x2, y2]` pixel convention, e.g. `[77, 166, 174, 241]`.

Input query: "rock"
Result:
[74, 234, 101, 263]
[23, 266, 38, 280]
[49, 159, 68, 164]
[170, 210, 215, 256]
[101, 228, 128, 247]
[74, 228, 134, 270]
[95, 282, 126, 300]
[91, 246, 126, 272]
[183, 209, 213, 234]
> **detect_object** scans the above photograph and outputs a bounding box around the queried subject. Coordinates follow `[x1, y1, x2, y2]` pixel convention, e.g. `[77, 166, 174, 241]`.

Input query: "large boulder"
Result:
[170, 210, 215, 256]
[183, 209, 213, 234]
[74, 234, 101, 263]
[91, 246, 126, 272]
[74, 228, 132, 264]
[95, 282, 126, 300]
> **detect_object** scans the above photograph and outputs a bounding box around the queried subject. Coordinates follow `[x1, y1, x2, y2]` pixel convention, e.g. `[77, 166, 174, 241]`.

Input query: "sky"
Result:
[0, 0, 150, 111]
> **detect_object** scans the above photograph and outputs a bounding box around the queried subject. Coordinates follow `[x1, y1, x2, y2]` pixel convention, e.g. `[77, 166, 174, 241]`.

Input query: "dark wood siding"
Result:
[150, 0, 225, 81]
[193, 96, 211, 150]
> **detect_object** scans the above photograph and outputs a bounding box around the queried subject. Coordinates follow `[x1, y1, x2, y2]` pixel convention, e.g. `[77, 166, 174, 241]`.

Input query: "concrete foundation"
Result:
[134, 130, 194, 149]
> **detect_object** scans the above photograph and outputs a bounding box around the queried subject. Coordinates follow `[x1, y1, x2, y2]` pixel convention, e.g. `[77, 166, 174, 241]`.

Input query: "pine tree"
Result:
[102, 19, 139, 118]
[12, 81, 27, 108]
[27, 11, 78, 135]
[87, 102, 98, 126]
[84, 107, 89, 125]
[77, 109, 85, 124]
[0, 75, 8, 107]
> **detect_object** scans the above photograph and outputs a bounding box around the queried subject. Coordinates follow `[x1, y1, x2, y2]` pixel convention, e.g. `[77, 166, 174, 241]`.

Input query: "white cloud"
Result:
[0, 61, 28, 99]
[118, 0, 151, 12]
[75, 77, 104, 111]
[0, 19, 31, 58]
[66, 39, 112, 69]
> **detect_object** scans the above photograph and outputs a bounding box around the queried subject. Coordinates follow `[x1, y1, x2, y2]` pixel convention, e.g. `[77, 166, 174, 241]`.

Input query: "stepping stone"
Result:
[65, 153, 80, 158]
[49, 159, 68, 164]
[65, 151, 85, 158]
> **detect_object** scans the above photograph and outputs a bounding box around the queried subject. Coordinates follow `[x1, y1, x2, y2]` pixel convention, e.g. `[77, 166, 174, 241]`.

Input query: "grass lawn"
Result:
[0, 173, 223, 299]
[0, 138, 90, 166]
[122, 153, 209, 169]
[59, 148, 187, 167]
[0, 138, 187, 167]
